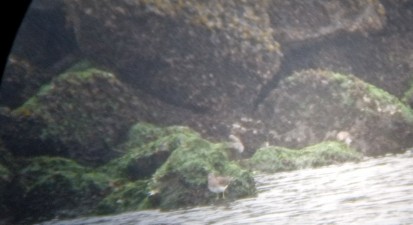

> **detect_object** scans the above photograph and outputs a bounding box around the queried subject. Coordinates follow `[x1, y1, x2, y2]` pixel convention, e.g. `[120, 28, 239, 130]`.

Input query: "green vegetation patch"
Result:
[14, 157, 113, 221]
[96, 180, 152, 214]
[402, 83, 413, 108]
[9, 64, 146, 164]
[151, 132, 255, 209]
[285, 69, 413, 123]
[101, 123, 201, 180]
[249, 141, 362, 173]
[101, 123, 255, 209]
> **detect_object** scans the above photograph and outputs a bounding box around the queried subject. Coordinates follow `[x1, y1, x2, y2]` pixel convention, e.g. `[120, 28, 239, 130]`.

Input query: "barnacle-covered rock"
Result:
[268, 0, 386, 44]
[64, 0, 282, 113]
[257, 69, 413, 156]
[6, 65, 151, 164]
[149, 128, 255, 209]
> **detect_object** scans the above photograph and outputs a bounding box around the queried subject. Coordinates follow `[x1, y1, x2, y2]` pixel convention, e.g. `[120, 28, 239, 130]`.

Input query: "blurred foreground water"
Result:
[41, 151, 413, 225]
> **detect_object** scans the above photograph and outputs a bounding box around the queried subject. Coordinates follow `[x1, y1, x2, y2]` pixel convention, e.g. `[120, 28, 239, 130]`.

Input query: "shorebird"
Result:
[336, 131, 352, 146]
[208, 173, 232, 199]
[229, 134, 244, 154]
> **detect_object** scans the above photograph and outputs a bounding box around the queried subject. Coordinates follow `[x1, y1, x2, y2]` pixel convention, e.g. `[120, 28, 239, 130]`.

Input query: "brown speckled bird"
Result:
[208, 173, 232, 199]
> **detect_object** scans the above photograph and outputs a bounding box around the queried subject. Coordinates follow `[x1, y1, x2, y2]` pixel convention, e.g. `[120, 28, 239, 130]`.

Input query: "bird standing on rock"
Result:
[208, 173, 232, 199]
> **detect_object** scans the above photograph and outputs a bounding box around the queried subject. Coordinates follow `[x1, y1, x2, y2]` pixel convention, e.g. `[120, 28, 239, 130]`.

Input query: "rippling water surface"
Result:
[41, 152, 413, 225]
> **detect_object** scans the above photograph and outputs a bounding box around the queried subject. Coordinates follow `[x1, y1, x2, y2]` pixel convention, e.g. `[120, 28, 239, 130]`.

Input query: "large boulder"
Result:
[4, 65, 152, 164]
[268, 0, 386, 44]
[101, 123, 196, 180]
[7, 157, 113, 224]
[264, 0, 413, 101]
[99, 123, 255, 212]
[1, 0, 79, 108]
[1, 55, 50, 109]
[148, 127, 255, 209]
[282, 32, 413, 99]
[64, 0, 282, 113]
[257, 69, 413, 156]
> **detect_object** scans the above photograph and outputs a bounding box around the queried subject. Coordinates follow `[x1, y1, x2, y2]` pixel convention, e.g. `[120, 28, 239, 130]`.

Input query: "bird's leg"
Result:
[216, 193, 219, 200]
[222, 191, 225, 199]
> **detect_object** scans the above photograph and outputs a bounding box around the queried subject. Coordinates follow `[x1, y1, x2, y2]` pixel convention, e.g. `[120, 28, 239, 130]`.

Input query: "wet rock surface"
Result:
[0, 0, 78, 108]
[268, 0, 385, 44]
[3, 66, 152, 164]
[64, 0, 282, 113]
[1, 0, 413, 223]
[40, 152, 413, 225]
[0, 123, 255, 224]
[257, 69, 413, 155]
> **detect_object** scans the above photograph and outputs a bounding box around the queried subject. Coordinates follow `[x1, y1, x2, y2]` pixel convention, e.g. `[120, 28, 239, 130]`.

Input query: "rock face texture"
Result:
[1, 0, 413, 223]
[0, 0, 78, 108]
[64, 0, 282, 113]
[268, 0, 386, 44]
[4, 67, 151, 164]
[257, 70, 413, 156]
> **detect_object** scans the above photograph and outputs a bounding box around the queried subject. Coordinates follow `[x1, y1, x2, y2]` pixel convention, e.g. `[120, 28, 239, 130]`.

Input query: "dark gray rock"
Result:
[257, 69, 413, 156]
[268, 0, 386, 45]
[1, 0, 79, 108]
[5, 66, 154, 164]
[64, 0, 282, 113]
[264, 0, 413, 101]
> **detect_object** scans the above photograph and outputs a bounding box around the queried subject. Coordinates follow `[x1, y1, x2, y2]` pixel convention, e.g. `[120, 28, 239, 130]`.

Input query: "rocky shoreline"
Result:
[1, 0, 413, 224]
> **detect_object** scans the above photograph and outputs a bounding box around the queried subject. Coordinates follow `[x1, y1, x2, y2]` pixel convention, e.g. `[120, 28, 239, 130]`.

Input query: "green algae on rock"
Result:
[10, 157, 113, 223]
[402, 82, 413, 109]
[96, 180, 152, 215]
[258, 69, 413, 156]
[100, 123, 255, 210]
[8, 66, 149, 164]
[101, 123, 200, 180]
[249, 141, 362, 173]
[64, 0, 281, 113]
[147, 130, 255, 209]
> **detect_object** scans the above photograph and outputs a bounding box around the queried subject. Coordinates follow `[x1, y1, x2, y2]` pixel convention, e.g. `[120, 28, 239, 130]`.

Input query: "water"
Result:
[40, 151, 413, 225]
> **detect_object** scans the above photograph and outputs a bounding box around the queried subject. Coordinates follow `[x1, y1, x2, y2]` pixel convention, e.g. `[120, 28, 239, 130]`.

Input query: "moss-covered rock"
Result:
[96, 180, 152, 215]
[258, 69, 413, 156]
[10, 157, 113, 223]
[0, 0, 77, 109]
[64, 0, 281, 113]
[149, 130, 255, 209]
[0, 55, 51, 109]
[249, 141, 362, 173]
[102, 123, 199, 180]
[6, 65, 151, 164]
[100, 123, 255, 209]
[274, 1, 413, 100]
[2, 121, 255, 223]
[402, 83, 413, 108]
